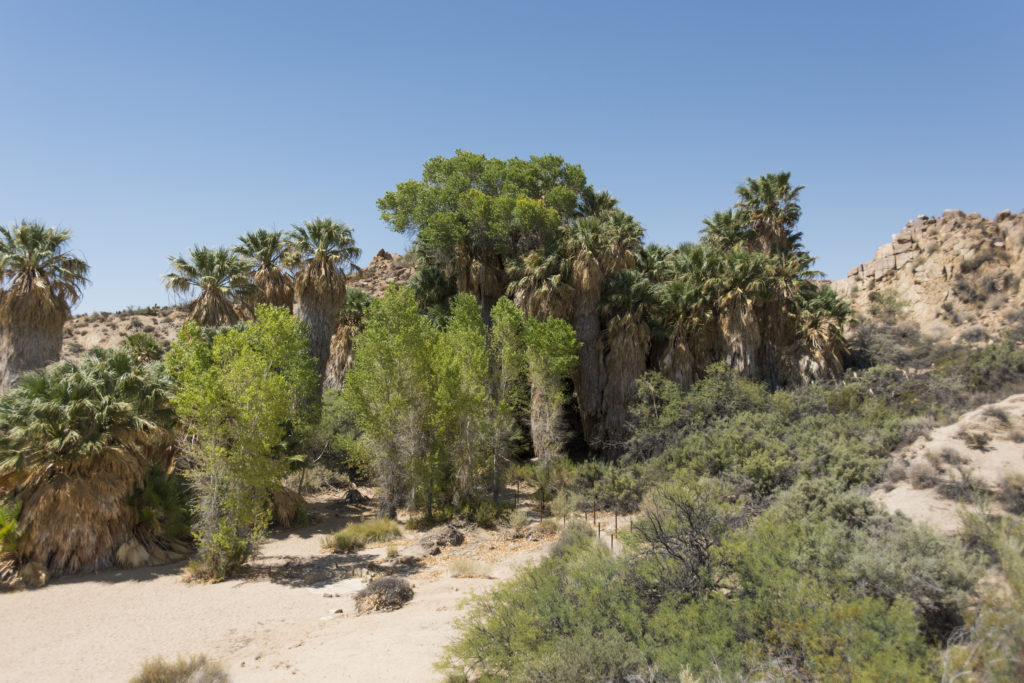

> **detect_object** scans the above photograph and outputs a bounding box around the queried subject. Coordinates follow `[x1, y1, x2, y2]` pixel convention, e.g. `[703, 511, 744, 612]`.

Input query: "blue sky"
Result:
[2, 0, 1021, 313]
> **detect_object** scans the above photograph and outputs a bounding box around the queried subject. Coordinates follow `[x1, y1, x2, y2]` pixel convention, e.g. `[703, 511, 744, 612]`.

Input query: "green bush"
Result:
[0, 499, 21, 554]
[324, 518, 402, 553]
[130, 654, 228, 683]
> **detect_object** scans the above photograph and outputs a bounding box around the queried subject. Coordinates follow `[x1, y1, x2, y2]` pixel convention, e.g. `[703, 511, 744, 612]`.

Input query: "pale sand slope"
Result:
[1, 501, 553, 682]
[873, 393, 1024, 533]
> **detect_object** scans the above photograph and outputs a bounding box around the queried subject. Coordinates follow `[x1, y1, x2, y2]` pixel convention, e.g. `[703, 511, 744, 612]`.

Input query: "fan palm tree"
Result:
[163, 246, 249, 327]
[510, 208, 643, 452]
[0, 221, 90, 390]
[734, 172, 804, 254]
[235, 229, 294, 309]
[288, 217, 360, 377]
[0, 349, 178, 579]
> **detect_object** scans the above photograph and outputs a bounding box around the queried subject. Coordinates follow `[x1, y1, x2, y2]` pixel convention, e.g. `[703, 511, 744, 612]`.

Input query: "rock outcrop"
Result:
[348, 249, 415, 298]
[833, 210, 1024, 341]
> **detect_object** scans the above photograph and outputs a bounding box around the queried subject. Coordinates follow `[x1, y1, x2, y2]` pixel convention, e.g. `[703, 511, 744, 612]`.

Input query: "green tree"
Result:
[523, 315, 580, 463]
[165, 304, 317, 579]
[377, 150, 588, 314]
[163, 246, 249, 327]
[288, 217, 360, 378]
[0, 220, 90, 389]
[340, 286, 437, 517]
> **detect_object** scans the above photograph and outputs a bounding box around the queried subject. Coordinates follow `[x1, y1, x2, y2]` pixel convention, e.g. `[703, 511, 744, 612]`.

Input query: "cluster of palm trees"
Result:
[164, 217, 360, 375]
[397, 166, 850, 454]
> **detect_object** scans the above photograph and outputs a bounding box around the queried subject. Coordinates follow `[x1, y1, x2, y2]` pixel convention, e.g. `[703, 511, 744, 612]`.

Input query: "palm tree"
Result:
[734, 172, 804, 254]
[0, 349, 179, 579]
[235, 229, 294, 309]
[509, 208, 643, 452]
[0, 221, 90, 390]
[163, 246, 249, 327]
[288, 217, 360, 377]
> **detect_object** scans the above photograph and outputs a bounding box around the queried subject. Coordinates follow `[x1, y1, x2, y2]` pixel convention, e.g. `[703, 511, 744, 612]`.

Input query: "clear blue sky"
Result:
[2, 0, 1021, 314]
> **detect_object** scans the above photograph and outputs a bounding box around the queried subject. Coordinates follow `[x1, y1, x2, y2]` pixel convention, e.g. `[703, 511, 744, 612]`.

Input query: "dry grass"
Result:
[130, 654, 229, 683]
[447, 557, 490, 578]
[322, 518, 402, 553]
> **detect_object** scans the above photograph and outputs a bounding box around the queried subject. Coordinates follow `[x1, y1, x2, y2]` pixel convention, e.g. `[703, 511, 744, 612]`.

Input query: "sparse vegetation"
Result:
[324, 518, 402, 553]
[130, 655, 229, 683]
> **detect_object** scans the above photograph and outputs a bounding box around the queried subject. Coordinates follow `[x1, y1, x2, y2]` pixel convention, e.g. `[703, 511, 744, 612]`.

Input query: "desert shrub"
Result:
[1000, 473, 1024, 514]
[65, 341, 85, 354]
[867, 288, 908, 322]
[324, 518, 402, 553]
[549, 490, 580, 521]
[550, 519, 595, 557]
[355, 576, 413, 613]
[506, 509, 529, 536]
[460, 499, 509, 529]
[630, 478, 742, 601]
[130, 654, 228, 683]
[958, 429, 991, 451]
[282, 463, 351, 494]
[943, 516, 1024, 681]
[0, 499, 21, 553]
[572, 461, 647, 512]
[536, 518, 559, 535]
[386, 544, 398, 558]
[983, 405, 1010, 423]
[909, 460, 940, 489]
[885, 460, 908, 485]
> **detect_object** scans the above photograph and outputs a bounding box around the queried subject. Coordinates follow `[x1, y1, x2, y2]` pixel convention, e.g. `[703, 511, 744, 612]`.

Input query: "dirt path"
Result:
[1, 494, 553, 682]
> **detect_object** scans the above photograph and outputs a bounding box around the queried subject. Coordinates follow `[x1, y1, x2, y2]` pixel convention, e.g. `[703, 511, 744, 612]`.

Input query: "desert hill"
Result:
[833, 209, 1024, 342]
[60, 249, 414, 362]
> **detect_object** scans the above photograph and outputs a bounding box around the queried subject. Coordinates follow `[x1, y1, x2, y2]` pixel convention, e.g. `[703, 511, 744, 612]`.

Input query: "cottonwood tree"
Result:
[165, 305, 317, 579]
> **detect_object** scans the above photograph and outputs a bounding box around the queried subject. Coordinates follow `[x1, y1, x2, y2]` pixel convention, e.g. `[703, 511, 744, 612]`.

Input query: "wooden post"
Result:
[614, 510, 618, 534]
[598, 521, 601, 538]
[593, 499, 597, 525]
[611, 532, 614, 552]
[515, 481, 519, 507]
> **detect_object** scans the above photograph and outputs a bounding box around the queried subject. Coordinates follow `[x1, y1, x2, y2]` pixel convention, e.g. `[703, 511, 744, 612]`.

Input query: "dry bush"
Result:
[282, 463, 351, 494]
[884, 460, 908, 486]
[1000, 473, 1024, 515]
[983, 406, 1010, 424]
[958, 430, 991, 451]
[909, 461, 940, 489]
[448, 557, 490, 578]
[355, 576, 413, 613]
[130, 655, 229, 683]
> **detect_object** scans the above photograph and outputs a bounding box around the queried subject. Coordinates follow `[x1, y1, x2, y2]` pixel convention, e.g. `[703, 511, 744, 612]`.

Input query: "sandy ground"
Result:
[1, 494, 554, 682]
[873, 393, 1024, 532]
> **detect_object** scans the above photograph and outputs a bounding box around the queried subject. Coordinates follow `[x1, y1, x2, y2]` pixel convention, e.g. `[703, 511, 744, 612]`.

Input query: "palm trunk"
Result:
[0, 289, 66, 390]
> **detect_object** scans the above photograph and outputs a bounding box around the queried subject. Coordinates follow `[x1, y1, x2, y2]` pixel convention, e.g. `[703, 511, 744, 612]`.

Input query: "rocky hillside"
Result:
[61, 250, 415, 362]
[833, 209, 1024, 341]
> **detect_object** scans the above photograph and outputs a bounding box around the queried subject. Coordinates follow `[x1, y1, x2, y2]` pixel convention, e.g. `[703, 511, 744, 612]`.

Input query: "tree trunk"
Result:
[295, 288, 344, 381]
[0, 289, 66, 390]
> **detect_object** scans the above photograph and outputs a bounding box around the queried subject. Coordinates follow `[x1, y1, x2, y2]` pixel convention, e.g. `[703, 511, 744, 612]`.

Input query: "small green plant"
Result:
[386, 544, 399, 558]
[324, 518, 402, 553]
[0, 499, 21, 554]
[537, 518, 559, 536]
[130, 654, 228, 683]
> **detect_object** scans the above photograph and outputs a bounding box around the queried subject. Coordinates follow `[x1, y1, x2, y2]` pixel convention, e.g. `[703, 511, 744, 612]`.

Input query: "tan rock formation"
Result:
[833, 209, 1024, 341]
